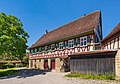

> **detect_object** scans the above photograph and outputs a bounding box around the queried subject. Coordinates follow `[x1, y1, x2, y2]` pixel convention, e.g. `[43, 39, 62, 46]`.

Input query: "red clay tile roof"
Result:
[69, 50, 117, 56]
[102, 23, 120, 42]
[29, 10, 101, 49]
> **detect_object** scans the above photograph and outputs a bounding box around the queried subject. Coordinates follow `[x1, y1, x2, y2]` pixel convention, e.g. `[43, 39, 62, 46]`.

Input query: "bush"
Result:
[65, 73, 115, 80]
[0, 68, 19, 77]
[5, 62, 14, 68]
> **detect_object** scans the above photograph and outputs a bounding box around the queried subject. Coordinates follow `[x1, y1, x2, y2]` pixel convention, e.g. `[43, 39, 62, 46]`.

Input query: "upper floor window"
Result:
[51, 44, 55, 50]
[80, 36, 87, 46]
[59, 42, 64, 49]
[41, 46, 45, 51]
[48, 45, 51, 51]
[68, 39, 74, 48]
[35, 48, 37, 52]
[45, 46, 48, 51]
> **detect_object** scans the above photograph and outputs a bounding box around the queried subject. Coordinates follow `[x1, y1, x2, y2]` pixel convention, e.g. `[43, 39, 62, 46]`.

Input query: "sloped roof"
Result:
[102, 23, 120, 42]
[29, 10, 101, 49]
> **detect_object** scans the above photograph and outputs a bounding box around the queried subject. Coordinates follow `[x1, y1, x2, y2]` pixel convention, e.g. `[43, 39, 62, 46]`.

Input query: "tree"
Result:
[0, 12, 29, 60]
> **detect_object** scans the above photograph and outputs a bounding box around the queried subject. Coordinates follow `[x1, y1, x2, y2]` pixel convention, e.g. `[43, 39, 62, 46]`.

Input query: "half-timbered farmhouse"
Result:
[29, 10, 102, 72]
[101, 23, 120, 50]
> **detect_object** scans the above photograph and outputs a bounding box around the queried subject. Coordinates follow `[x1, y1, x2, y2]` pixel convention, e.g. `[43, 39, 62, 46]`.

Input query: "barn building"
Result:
[69, 23, 120, 80]
[29, 10, 102, 72]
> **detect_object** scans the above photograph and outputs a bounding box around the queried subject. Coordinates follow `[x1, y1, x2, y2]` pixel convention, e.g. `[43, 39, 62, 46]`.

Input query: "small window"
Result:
[41, 46, 45, 51]
[51, 44, 55, 50]
[59, 42, 64, 49]
[80, 36, 87, 46]
[68, 39, 74, 48]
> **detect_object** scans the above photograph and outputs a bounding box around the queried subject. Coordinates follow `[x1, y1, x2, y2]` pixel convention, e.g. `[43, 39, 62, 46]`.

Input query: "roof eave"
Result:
[29, 30, 95, 49]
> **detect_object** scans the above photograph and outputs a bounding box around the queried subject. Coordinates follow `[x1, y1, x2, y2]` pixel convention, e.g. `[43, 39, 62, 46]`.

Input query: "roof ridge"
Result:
[46, 10, 101, 34]
[29, 10, 101, 49]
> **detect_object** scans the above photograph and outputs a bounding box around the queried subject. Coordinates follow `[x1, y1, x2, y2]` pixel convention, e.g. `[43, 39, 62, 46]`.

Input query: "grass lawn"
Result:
[65, 73, 115, 80]
[0, 68, 19, 77]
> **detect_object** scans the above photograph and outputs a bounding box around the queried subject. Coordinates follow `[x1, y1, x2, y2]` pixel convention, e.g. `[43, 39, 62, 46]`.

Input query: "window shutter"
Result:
[65, 41, 68, 47]
[63, 41, 65, 47]
[76, 38, 80, 45]
[74, 39, 76, 45]
[87, 36, 91, 44]
[37, 48, 39, 52]
[56, 43, 59, 49]
[30, 49, 31, 53]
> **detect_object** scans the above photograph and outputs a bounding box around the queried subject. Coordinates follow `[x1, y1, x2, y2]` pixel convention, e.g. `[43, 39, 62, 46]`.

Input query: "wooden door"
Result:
[44, 61, 48, 69]
[51, 61, 55, 70]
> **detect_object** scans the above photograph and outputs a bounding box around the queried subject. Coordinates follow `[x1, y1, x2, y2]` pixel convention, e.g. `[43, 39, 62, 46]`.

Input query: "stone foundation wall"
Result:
[55, 58, 61, 72]
[115, 49, 120, 80]
[29, 58, 66, 72]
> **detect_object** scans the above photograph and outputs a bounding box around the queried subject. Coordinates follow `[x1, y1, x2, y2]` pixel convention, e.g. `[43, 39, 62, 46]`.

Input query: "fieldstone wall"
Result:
[55, 58, 61, 72]
[115, 49, 120, 80]
[48, 59, 51, 70]
[41, 59, 44, 69]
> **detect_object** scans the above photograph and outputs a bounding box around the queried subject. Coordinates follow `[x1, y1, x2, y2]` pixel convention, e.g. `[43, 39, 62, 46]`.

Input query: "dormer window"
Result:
[68, 39, 74, 48]
[59, 42, 64, 49]
[80, 36, 87, 46]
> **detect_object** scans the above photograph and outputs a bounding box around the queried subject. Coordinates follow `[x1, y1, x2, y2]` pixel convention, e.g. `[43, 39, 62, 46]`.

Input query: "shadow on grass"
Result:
[0, 69, 50, 79]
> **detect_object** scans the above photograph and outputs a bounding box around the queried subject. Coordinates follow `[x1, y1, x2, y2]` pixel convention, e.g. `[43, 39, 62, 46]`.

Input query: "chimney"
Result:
[45, 30, 48, 34]
[84, 14, 86, 16]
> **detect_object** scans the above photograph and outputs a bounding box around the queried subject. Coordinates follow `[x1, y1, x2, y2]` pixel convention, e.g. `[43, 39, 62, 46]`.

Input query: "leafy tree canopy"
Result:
[0, 12, 29, 60]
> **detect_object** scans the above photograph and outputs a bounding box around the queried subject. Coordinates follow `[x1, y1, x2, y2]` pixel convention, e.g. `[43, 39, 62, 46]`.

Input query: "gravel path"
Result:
[0, 69, 120, 84]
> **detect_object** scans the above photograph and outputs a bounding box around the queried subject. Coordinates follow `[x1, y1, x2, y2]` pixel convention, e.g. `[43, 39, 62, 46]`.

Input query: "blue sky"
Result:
[0, 0, 120, 47]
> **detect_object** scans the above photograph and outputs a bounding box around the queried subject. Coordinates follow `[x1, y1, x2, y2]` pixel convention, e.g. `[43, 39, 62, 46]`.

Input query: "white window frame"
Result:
[68, 39, 74, 48]
[59, 42, 64, 49]
[80, 36, 87, 46]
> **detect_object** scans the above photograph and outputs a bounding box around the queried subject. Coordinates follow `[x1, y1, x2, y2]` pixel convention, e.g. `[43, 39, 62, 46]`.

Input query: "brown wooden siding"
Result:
[70, 53, 116, 75]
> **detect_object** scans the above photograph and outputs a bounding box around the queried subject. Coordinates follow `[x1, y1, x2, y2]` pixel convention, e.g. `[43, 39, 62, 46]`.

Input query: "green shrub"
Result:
[5, 62, 14, 68]
[0, 68, 19, 77]
[65, 73, 115, 80]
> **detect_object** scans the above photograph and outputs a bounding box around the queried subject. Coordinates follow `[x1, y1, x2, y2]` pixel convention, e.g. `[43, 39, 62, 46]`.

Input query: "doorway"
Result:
[51, 59, 55, 70]
[44, 59, 48, 70]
